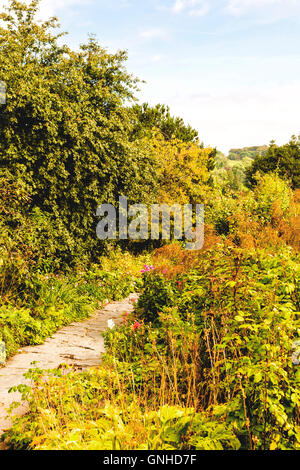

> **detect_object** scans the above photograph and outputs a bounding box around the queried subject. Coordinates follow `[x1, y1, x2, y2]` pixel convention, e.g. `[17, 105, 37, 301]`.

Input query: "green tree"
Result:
[131, 102, 216, 182]
[0, 0, 157, 264]
[246, 136, 300, 189]
[131, 102, 199, 143]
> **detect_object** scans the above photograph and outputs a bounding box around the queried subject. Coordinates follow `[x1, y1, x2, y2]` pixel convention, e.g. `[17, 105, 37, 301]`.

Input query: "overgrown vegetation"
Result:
[3, 173, 300, 451]
[0, 0, 299, 453]
[0, 246, 148, 359]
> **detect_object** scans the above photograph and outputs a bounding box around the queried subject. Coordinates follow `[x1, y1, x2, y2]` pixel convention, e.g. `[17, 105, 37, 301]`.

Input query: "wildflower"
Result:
[107, 319, 115, 330]
[141, 265, 155, 274]
[122, 312, 129, 323]
[132, 321, 142, 332]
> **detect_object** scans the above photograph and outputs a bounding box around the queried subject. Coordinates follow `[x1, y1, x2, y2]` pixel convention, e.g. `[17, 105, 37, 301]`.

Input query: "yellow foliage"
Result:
[148, 131, 212, 205]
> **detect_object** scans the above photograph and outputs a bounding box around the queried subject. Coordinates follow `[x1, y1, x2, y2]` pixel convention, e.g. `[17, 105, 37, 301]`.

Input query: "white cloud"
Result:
[170, 0, 300, 18]
[172, 0, 210, 16]
[151, 54, 166, 62]
[139, 28, 167, 39]
[226, 0, 299, 17]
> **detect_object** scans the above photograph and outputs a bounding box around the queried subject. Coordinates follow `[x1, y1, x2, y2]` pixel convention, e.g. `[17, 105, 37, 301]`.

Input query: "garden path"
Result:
[0, 294, 137, 449]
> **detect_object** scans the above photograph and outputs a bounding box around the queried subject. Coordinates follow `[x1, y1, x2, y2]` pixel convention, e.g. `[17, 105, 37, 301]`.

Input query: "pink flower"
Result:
[141, 265, 155, 274]
[132, 321, 142, 332]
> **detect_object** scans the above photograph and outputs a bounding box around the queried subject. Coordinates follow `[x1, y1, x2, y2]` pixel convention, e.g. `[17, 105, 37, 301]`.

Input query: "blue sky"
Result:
[1, 0, 300, 152]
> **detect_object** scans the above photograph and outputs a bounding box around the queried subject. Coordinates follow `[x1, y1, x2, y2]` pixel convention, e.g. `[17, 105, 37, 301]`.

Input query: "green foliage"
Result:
[0, 0, 157, 264]
[5, 242, 299, 450]
[1, 0, 300, 454]
[246, 136, 300, 189]
[3, 224, 300, 450]
[207, 173, 293, 239]
[0, 250, 145, 360]
[133, 245, 300, 449]
[0, 277, 92, 358]
[0, 170, 71, 306]
[131, 103, 199, 143]
[137, 272, 177, 323]
[3, 367, 239, 450]
[211, 151, 253, 191]
[254, 172, 292, 222]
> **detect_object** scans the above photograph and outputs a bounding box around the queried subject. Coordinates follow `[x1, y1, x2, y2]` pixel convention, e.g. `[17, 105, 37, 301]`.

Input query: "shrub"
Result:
[254, 173, 292, 222]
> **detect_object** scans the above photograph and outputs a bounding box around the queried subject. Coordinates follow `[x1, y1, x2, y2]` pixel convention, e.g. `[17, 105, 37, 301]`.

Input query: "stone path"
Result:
[0, 294, 137, 450]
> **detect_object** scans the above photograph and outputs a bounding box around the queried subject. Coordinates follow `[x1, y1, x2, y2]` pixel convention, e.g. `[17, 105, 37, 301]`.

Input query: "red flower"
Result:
[132, 321, 142, 332]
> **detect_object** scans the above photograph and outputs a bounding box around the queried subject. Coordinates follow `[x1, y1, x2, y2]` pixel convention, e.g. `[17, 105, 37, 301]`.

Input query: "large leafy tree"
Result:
[131, 102, 199, 143]
[246, 136, 300, 189]
[0, 0, 157, 263]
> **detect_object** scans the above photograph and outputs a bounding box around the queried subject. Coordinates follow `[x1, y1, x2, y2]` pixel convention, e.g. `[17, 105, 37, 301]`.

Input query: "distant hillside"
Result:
[228, 146, 268, 161]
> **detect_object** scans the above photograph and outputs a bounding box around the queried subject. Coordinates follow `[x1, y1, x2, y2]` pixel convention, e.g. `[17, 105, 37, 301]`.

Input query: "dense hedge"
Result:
[0, 1, 158, 264]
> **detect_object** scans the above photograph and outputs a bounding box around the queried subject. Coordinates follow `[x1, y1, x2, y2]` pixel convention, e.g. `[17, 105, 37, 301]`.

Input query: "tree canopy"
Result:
[0, 0, 158, 262]
[131, 102, 199, 143]
[246, 136, 300, 189]
[147, 131, 212, 205]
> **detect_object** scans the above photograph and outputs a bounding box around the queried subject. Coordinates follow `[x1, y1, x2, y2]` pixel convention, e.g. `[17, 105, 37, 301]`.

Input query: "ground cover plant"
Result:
[0, 249, 147, 360]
